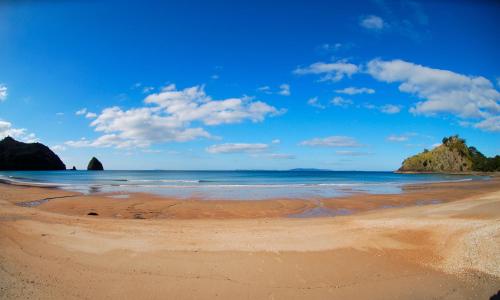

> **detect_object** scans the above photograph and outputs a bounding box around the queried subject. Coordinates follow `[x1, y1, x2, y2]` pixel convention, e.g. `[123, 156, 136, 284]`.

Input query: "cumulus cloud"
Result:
[307, 97, 325, 109]
[278, 84, 291, 96]
[335, 87, 375, 95]
[300, 136, 360, 147]
[360, 15, 385, 30]
[0, 84, 7, 102]
[293, 61, 359, 82]
[85, 112, 97, 119]
[206, 143, 269, 154]
[0, 120, 38, 142]
[330, 96, 353, 108]
[366, 59, 500, 120]
[67, 84, 283, 148]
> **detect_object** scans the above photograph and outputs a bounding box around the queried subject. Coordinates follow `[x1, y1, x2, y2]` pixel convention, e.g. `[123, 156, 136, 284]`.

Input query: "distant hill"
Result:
[0, 136, 66, 170]
[398, 135, 500, 173]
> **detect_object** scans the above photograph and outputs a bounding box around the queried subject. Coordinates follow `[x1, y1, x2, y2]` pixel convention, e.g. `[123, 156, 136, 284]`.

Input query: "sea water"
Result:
[0, 170, 486, 200]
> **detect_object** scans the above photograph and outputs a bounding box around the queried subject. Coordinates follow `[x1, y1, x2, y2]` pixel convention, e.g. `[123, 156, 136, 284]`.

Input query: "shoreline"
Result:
[0, 175, 499, 220]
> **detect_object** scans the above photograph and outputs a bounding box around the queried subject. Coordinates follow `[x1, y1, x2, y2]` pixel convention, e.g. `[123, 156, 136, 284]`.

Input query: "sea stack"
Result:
[87, 157, 104, 171]
[0, 136, 66, 170]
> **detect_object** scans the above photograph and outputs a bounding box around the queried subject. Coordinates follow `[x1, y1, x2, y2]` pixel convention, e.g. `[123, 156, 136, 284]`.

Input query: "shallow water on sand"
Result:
[0, 170, 487, 200]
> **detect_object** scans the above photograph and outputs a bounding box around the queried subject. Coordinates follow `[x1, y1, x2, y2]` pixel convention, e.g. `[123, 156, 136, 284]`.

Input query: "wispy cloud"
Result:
[300, 136, 361, 147]
[75, 108, 87, 115]
[257, 84, 291, 96]
[330, 96, 353, 108]
[335, 87, 375, 95]
[379, 104, 401, 114]
[360, 15, 385, 30]
[293, 60, 359, 82]
[307, 97, 325, 109]
[0, 84, 7, 102]
[363, 103, 402, 114]
[278, 84, 291, 96]
[206, 143, 269, 154]
[336, 150, 373, 156]
[386, 134, 411, 142]
[266, 153, 295, 159]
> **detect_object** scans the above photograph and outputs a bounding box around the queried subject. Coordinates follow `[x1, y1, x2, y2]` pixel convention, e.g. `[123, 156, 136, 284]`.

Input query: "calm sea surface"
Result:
[0, 170, 487, 200]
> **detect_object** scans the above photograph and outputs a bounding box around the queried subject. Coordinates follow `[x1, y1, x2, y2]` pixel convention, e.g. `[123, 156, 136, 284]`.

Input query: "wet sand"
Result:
[0, 178, 499, 299]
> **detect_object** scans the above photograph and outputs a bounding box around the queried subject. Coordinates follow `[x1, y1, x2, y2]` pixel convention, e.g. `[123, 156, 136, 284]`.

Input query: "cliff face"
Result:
[399, 136, 473, 173]
[0, 137, 66, 170]
[87, 157, 104, 171]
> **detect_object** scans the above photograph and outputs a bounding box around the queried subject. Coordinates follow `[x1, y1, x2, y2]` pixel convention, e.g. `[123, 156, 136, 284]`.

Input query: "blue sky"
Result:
[0, 0, 499, 170]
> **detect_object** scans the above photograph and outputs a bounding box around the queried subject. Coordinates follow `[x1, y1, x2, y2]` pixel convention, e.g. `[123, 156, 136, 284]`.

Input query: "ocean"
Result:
[0, 170, 487, 200]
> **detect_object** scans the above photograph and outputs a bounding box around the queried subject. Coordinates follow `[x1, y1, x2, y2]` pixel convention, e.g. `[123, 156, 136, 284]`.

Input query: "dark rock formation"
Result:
[71, 166, 77, 171]
[0, 136, 66, 170]
[87, 157, 104, 171]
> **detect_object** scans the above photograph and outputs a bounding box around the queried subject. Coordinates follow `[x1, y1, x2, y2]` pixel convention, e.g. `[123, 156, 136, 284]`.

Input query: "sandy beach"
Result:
[0, 178, 499, 299]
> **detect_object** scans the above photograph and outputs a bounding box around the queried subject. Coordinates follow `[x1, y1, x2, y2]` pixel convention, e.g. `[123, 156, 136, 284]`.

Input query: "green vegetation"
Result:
[399, 135, 500, 173]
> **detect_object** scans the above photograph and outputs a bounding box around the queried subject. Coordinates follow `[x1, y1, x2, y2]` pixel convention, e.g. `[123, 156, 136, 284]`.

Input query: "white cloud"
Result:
[75, 108, 87, 115]
[206, 143, 269, 154]
[271, 139, 281, 144]
[366, 59, 500, 120]
[300, 136, 360, 147]
[335, 87, 375, 95]
[387, 134, 410, 142]
[85, 112, 97, 119]
[142, 86, 155, 94]
[266, 153, 295, 159]
[293, 61, 359, 82]
[0, 120, 38, 142]
[360, 15, 385, 30]
[336, 150, 372, 156]
[211, 74, 219, 80]
[278, 84, 291, 96]
[0, 84, 7, 102]
[307, 97, 325, 109]
[142, 149, 162, 153]
[56, 112, 65, 116]
[330, 96, 353, 108]
[257, 86, 272, 94]
[379, 104, 402, 114]
[473, 116, 500, 132]
[51, 145, 67, 152]
[363, 102, 402, 114]
[67, 84, 283, 148]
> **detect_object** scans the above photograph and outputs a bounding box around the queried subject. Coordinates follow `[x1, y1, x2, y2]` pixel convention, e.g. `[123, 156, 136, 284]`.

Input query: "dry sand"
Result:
[0, 179, 499, 299]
